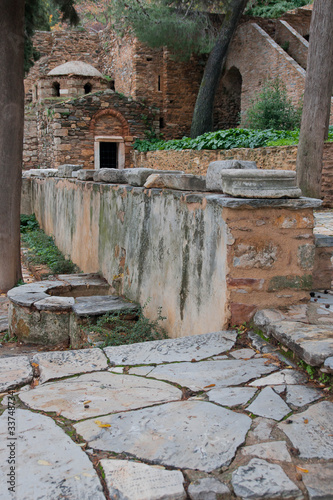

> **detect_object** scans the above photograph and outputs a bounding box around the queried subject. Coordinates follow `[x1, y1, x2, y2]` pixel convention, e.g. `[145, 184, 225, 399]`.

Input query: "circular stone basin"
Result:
[7, 274, 139, 348]
[220, 169, 302, 198]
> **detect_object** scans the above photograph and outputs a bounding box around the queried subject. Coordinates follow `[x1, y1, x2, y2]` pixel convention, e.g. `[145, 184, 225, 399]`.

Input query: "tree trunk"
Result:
[0, 1, 25, 292]
[296, 0, 333, 199]
[190, 0, 248, 138]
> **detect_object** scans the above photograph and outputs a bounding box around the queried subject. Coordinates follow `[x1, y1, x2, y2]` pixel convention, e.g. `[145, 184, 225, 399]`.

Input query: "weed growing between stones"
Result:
[85, 304, 168, 347]
[20, 215, 77, 274]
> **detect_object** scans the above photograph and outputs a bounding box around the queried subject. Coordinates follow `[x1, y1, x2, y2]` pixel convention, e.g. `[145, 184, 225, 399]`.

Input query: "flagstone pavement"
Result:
[0, 330, 332, 500]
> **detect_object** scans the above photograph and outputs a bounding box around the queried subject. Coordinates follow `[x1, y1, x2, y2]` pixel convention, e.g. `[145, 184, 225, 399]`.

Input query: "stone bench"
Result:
[7, 274, 139, 348]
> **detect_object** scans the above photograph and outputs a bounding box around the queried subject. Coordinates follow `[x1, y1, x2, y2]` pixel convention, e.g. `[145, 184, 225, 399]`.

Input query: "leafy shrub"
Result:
[242, 78, 302, 130]
[134, 125, 333, 153]
[20, 214, 40, 233]
[246, 0, 311, 19]
[20, 215, 77, 274]
[85, 305, 168, 347]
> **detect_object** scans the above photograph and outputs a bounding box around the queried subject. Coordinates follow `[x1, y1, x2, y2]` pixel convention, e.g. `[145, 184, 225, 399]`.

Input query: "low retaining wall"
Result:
[23, 175, 321, 337]
[131, 143, 333, 207]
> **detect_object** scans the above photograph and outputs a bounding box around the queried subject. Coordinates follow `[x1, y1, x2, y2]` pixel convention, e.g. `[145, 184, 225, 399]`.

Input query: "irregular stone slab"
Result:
[57, 164, 83, 177]
[32, 349, 108, 383]
[100, 459, 186, 500]
[323, 356, 333, 373]
[22, 168, 58, 178]
[247, 417, 276, 443]
[241, 441, 291, 462]
[7, 280, 64, 307]
[77, 169, 95, 181]
[93, 168, 126, 184]
[104, 331, 236, 365]
[220, 169, 302, 199]
[208, 387, 257, 407]
[262, 320, 333, 366]
[130, 358, 277, 391]
[57, 273, 109, 289]
[123, 168, 184, 187]
[144, 173, 206, 192]
[74, 401, 252, 472]
[302, 463, 333, 500]
[230, 348, 255, 359]
[249, 369, 307, 387]
[206, 160, 257, 192]
[232, 458, 302, 499]
[0, 409, 105, 500]
[34, 296, 75, 311]
[73, 295, 139, 317]
[0, 356, 33, 392]
[19, 372, 181, 420]
[284, 385, 323, 407]
[205, 194, 322, 210]
[278, 401, 333, 459]
[188, 477, 231, 500]
[246, 387, 291, 421]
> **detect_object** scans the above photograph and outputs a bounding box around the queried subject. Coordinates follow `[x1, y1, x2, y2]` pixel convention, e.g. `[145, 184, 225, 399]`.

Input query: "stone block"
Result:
[123, 168, 184, 187]
[297, 244, 315, 270]
[188, 477, 231, 500]
[268, 274, 312, 291]
[93, 168, 126, 184]
[233, 242, 278, 269]
[0, 356, 33, 392]
[206, 160, 257, 191]
[219, 169, 302, 198]
[57, 164, 83, 178]
[144, 173, 206, 191]
[77, 169, 95, 181]
[230, 303, 257, 325]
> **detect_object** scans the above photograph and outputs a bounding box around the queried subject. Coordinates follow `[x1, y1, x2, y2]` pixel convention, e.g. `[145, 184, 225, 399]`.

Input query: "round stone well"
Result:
[7, 274, 139, 348]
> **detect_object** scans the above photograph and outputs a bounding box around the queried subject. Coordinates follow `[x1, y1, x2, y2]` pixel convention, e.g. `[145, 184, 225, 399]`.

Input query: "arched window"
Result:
[84, 82, 92, 94]
[52, 82, 60, 97]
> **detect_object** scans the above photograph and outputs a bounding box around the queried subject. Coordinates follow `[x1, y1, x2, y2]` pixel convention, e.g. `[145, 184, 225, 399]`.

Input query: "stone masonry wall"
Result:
[132, 142, 333, 207]
[24, 175, 318, 335]
[27, 91, 159, 169]
[275, 20, 308, 70]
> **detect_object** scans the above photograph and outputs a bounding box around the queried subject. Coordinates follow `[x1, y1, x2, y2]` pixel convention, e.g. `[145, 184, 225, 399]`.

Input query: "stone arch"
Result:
[214, 66, 242, 130]
[90, 109, 130, 136]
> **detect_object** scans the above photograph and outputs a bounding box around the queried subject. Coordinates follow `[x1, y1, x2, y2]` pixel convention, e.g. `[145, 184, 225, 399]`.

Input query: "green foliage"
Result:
[20, 215, 77, 274]
[298, 360, 316, 380]
[246, 0, 311, 18]
[243, 78, 303, 130]
[20, 214, 40, 233]
[134, 128, 300, 152]
[86, 304, 168, 347]
[111, 0, 220, 61]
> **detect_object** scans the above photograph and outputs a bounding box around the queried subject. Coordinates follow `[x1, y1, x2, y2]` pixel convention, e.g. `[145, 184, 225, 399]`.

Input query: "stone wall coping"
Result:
[315, 235, 333, 248]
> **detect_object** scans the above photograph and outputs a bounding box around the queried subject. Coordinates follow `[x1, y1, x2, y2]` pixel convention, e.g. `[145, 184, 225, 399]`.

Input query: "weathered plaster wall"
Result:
[23, 176, 318, 336]
[30, 178, 229, 337]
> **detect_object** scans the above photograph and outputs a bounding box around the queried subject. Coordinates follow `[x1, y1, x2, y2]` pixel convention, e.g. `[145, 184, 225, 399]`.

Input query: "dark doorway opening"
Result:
[52, 82, 60, 97]
[84, 82, 92, 94]
[100, 142, 118, 168]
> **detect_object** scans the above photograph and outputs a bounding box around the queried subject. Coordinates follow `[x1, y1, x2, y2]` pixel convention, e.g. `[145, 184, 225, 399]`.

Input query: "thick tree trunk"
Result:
[190, 0, 248, 138]
[296, 0, 333, 199]
[0, 1, 25, 292]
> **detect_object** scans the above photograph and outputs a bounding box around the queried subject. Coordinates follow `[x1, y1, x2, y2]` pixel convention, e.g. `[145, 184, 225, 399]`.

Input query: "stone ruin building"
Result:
[23, 4, 332, 171]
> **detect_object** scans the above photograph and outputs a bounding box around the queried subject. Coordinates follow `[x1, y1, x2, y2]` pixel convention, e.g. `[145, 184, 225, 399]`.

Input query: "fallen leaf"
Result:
[94, 420, 111, 428]
[203, 384, 216, 389]
[38, 460, 52, 466]
[31, 362, 39, 368]
[56, 410, 62, 417]
[296, 466, 308, 473]
[303, 419, 309, 424]
[83, 400, 91, 405]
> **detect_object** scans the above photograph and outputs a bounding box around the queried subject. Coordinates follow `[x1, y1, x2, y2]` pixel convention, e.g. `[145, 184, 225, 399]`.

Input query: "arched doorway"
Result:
[214, 66, 242, 130]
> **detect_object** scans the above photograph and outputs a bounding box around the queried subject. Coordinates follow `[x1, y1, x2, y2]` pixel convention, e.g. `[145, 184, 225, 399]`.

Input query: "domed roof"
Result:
[48, 61, 104, 77]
